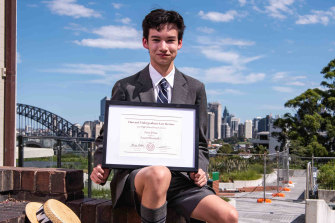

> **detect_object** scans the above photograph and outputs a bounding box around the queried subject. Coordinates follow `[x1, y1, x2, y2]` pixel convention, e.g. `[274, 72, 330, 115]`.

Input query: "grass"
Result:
[210, 162, 274, 182]
[83, 187, 111, 199]
[20, 152, 89, 172]
[220, 169, 262, 182]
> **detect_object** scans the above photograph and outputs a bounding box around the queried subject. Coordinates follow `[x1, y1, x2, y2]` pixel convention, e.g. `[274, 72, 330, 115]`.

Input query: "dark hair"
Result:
[142, 9, 186, 41]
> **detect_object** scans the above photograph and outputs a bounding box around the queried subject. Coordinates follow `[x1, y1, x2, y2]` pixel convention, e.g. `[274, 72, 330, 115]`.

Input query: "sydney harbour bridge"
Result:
[16, 103, 91, 151]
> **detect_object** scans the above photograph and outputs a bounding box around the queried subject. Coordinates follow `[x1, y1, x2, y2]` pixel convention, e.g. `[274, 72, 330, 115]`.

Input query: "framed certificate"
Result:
[102, 100, 199, 172]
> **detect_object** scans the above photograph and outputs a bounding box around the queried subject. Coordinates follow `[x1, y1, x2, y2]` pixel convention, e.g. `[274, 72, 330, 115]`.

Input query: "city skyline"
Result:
[18, 0, 335, 124]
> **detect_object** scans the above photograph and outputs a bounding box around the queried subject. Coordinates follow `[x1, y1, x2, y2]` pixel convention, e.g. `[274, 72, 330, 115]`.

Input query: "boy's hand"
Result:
[90, 164, 110, 184]
[189, 168, 207, 187]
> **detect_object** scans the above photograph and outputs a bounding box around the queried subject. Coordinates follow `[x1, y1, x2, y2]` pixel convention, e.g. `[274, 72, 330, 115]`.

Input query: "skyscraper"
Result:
[245, 120, 252, 139]
[207, 112, 215, 140]
[222, 123, 231, 138]
[230, 117, 240, 137]
[238, 123, 245, 138]
[252, 117, 262, 138]
[208, 102, 222, 139]
[222, 106, 230, 124]
[99, 96, 109, 122]
[258, 115, 272, 132]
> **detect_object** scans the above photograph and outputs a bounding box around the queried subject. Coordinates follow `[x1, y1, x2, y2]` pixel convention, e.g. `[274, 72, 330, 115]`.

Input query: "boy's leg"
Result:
[190, 195, 238, 223]
[134, 166, 171, 223]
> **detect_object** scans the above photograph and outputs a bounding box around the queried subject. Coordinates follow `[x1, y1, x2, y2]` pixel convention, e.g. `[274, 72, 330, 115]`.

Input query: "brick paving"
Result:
[235, 176, 306, 223]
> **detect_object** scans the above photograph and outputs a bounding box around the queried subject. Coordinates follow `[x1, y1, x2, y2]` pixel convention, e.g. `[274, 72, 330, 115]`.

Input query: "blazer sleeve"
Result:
[196, 82, 209, 174]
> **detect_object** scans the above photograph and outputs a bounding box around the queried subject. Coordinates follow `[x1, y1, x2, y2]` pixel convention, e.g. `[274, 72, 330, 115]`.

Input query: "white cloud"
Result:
[220, 38, 255, 47]
[239, 0, 247, 7]
[43, 0, 101, 18]
[273, 86, 294, 93]
[200, 48, 262, 65]
[64, 23, 89, 35]
[286, 81, 305, 86]
[74, 25, 142, 49]
[179, 67, 202, 76]
[198, 10, 240, 22]
[196, 27, 215, 34]
[197, 36, 255, 47]
[119, 17, 131, 24]
[112, 3, 123, 9]
[207, 89, 244, 95]
[205, 65, 265, 84]
[265, 0, 295, 19]
[180, 64, 265, 84]
[296, 7, 335, 26]
[272, 72, 306, 81]
[41, 62, 148, 85]
[272, 72, 288, 81]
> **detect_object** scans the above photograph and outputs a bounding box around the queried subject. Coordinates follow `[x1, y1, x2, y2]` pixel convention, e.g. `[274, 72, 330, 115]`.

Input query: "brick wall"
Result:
[0, 167, 187, 223]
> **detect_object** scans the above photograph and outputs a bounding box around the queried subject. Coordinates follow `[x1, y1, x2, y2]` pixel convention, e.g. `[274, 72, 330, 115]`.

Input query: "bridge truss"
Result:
[16, 103, 88, 138]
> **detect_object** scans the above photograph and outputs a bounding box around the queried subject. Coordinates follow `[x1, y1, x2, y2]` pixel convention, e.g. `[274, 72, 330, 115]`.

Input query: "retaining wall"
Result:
[0, 166, 187, 223]
[306, 199, 335, 223]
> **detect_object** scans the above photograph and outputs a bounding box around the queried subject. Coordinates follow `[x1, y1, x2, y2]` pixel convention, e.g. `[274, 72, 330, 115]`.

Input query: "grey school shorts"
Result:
[118, 168, 215, 223]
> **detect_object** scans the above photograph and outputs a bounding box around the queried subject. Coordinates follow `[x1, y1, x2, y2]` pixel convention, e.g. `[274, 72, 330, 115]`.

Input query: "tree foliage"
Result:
[274, 59, 335, 156]
[218, 143, 233, 154]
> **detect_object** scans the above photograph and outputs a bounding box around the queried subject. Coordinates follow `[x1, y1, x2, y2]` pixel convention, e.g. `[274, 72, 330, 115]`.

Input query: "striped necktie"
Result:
[157, 78, 168, 104]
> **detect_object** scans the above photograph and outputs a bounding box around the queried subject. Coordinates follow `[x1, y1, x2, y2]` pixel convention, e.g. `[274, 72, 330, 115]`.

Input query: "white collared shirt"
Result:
[149, 64, 175, 103]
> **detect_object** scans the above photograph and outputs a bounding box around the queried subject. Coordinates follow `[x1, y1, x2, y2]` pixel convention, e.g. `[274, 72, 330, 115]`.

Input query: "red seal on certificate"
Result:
[146, 143, 155, 151]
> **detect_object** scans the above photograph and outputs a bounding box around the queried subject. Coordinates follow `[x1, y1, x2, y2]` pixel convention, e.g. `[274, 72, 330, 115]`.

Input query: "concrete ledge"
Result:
[318, 189, 335, 203]
[306, 199, 335, 223]
[219, 171, 278, 191]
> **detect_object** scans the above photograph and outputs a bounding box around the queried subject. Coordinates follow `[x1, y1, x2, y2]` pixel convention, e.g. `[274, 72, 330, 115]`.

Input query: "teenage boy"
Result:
[91, 9, 238, 223]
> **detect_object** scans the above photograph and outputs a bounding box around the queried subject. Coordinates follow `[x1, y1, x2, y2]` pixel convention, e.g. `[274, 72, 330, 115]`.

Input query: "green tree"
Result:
[218, 143, 232, 154]
[274, 59, 335, 156]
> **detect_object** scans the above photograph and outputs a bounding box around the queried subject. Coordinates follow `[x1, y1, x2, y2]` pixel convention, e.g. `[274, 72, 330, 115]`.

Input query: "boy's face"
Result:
[142, 23, 182, 70]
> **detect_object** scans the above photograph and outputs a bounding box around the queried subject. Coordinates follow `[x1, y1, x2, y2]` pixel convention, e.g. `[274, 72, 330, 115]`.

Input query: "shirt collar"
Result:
[149, 64, 175, 88]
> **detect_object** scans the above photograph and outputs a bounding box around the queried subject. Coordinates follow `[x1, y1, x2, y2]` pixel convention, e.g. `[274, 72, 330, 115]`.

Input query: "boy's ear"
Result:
[142, 37, 149, 49]
[178, 39, 183, 50]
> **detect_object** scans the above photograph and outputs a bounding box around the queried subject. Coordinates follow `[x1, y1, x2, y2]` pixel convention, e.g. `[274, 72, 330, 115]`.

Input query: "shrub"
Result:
[317, 160, 335, 190]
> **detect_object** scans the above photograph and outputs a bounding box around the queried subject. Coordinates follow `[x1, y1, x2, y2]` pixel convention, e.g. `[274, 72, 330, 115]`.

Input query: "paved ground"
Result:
[234, 176, 306, 223]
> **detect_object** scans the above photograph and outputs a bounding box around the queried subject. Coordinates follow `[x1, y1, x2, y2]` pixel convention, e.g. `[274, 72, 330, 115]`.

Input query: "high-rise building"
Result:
[222, 123, 231, 138]
[222, 106, 230, 124]
[238, 123, 245, 138]
[245, 120, 252, 139]
[258, 115, 272, 132]
[99, 96, 109, 122]
[82, 120, 103, 138]
[208, 102, 222, 139]
[230, 117, 240, 137]
[207, 112, 215, 140]
[252, 117, 262, 138]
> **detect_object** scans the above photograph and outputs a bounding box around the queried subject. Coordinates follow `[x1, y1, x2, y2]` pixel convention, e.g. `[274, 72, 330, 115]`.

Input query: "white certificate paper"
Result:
[120, 114, 182, 157]
[103, 102, 198, 171]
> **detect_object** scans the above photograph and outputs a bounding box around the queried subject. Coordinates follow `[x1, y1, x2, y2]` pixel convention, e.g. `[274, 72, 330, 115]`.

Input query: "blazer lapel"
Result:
[137, 65, 155, 103]
[171, 69, 188, 104]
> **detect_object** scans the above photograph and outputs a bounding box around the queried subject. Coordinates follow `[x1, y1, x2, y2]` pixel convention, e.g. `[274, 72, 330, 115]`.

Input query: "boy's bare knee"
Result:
[145, 166, 171, 184]
[217, 207, 238, 223]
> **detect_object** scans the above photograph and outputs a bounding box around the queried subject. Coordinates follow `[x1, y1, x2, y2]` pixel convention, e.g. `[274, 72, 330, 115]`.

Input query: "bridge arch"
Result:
[16, 103, 88, 138]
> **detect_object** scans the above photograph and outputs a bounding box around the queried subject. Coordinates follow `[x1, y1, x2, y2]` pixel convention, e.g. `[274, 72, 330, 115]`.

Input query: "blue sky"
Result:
[18, 0, 335, 125]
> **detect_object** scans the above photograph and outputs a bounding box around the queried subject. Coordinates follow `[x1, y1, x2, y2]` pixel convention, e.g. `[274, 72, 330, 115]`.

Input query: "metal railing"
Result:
[16, 135, 95, 198]
[305, 156, 335, 199]
[208, 150, 290, 201]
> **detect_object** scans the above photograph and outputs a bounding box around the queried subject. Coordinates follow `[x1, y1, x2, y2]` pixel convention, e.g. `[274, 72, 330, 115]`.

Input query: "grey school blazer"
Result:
[94, 65, 209, 208]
